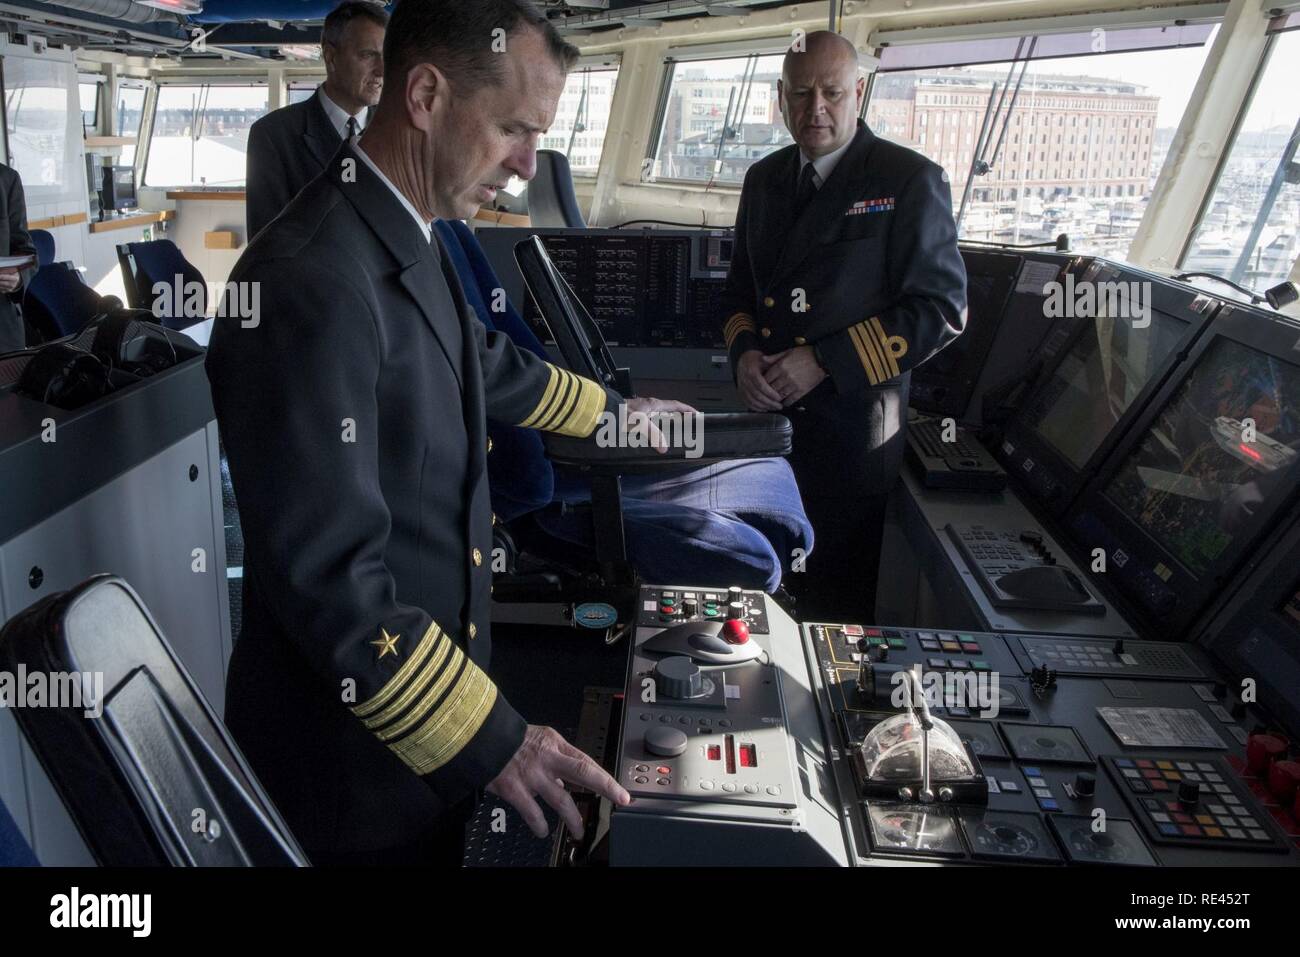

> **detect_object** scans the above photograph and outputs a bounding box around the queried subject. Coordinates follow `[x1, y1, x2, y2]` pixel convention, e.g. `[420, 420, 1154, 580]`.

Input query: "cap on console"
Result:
[721, 618, 750, 644]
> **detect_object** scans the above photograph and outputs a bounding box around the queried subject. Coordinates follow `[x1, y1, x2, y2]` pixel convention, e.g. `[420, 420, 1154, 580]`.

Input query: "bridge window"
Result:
[866, 19, 1217, 257]
[114, 83, 147, 166]
[538, 64, 619, 178]
[78, 78, 101, 133]
[287, 81, 321, 105]
[645, 50, 796, 186]
[1183, 19, 1300, 291]
[143, 83, 269, 188]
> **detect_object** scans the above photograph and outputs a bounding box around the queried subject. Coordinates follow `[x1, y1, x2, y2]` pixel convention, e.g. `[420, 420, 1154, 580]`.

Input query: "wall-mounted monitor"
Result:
[1069, 302, 1300, 639]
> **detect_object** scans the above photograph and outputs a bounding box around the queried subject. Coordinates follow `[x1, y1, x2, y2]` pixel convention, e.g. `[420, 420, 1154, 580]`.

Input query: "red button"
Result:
[721, 619, 750, 644]
[1268, 760, 1300, 803]
[656, 766, 672, 775]
[1247, 733, 1287, 774]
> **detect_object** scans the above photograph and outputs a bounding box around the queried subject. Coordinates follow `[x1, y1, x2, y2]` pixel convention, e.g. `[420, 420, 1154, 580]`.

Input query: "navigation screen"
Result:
[1103, 338, 1300, 576]
[923, 268, 1012, 375]
[1019, 311, 1187, 469]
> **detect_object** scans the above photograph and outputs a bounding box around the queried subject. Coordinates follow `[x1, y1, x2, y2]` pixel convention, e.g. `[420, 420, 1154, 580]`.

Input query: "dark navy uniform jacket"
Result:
[245, 90, 352, 241]
[207, 143, 615, 858]
[721, 120, 967, 496]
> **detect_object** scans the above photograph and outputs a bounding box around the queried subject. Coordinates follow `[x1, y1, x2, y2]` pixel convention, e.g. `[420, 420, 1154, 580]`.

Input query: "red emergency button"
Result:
[1268, 760, 1300, 804]
[721, 619, 750, 644]
[1247, 733, 1288, 775]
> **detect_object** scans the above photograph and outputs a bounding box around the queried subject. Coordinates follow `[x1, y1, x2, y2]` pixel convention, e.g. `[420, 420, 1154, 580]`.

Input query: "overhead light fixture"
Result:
[136, 0, 204, 14]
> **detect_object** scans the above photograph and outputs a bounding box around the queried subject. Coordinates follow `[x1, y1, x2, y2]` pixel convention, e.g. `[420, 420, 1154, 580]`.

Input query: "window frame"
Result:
[142, 79, 270, 189]
[1178, 25, 1299, 277]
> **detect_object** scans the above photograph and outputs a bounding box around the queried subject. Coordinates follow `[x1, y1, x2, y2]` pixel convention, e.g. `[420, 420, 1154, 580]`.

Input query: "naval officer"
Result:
[208, 0, 692, 865]
[244, 1, 387, 239]
[721, 30, 967, 622]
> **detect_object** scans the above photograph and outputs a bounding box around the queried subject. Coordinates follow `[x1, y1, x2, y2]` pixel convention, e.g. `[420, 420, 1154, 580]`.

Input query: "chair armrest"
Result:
[541, 412, 791, 475]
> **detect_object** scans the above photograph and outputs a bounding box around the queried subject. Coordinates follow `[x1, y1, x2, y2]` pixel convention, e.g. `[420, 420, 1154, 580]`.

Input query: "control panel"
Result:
[610, 585, 849, 866]
[806, 620, 1300, 866]
[600, 585, 1300, 867]
[947, 522, 1106, 615]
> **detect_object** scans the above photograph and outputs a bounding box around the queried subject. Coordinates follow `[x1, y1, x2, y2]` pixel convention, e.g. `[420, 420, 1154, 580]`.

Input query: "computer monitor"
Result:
[1000, 261, 1219, 515]
[101, 165, 137, 212]
[908, 248, 1020, 418]
[1201, 513, 1300, 740]
[1069, 302, 1300, 638]
[911, 250, 1088, 424]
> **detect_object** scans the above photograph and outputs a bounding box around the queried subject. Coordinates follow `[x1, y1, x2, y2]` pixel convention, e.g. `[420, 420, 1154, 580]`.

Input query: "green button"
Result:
[888, 638, 907, 649]
[972, 660, 990, 671]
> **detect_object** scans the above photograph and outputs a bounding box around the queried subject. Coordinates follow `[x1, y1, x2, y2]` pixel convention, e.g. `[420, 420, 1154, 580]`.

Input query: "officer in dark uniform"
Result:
[207, 0, 689, 865]
[721, 31, 967, 622]
[244, 1, 386, 239]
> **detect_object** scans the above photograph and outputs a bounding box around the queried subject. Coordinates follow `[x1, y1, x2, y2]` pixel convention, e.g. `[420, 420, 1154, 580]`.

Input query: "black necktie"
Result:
[346, 116, 359, 142]
[795, 161, 818, 209]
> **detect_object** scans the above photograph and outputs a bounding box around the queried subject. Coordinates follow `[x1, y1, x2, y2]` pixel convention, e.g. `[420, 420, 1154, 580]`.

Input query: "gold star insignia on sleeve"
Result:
[370, 628, 400, 660]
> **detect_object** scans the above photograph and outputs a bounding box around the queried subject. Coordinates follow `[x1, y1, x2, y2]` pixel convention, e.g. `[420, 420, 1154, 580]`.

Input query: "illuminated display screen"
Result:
[1103, 337, 1300, 576]
[1020, 310, 1186, 469]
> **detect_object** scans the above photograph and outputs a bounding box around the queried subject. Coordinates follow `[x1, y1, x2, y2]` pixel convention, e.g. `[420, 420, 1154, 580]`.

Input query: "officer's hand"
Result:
[486, 724, 631, 840]
[623, 396, 699, 453]
[762, 346, 827, 406]
[0, 267, 20, 294]
[736, 349, 784, 412]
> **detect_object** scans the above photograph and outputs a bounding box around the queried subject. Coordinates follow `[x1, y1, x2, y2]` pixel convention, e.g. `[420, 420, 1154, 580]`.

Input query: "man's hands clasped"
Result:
[737, 346, 826, 411]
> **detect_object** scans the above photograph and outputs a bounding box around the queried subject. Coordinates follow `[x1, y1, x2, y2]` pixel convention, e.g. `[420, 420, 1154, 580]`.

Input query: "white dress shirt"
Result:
[317, 88, 366, 141]
[798, 133, 855, 190]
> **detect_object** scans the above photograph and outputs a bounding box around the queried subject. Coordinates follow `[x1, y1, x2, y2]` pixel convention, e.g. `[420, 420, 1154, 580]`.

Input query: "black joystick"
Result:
[1177, 780, 1201, 806]
[1074, 772, 1096, 798]
[856, 638, 874, 703]
[1112, 638, 1125, 658]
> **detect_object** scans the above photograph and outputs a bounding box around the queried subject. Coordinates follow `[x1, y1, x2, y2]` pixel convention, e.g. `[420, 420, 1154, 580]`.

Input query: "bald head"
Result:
[779, 30, 865, 158]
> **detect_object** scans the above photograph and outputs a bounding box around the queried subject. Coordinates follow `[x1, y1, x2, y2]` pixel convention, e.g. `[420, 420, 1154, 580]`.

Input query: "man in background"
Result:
[244, 0, 386, 238]
[721, 31, 967, 622]
[0, 162, 37, 353]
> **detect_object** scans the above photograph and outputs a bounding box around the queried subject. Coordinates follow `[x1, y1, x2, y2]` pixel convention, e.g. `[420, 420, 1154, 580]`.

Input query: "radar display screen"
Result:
[1103, 338, 1300, 576]
[1019, 310, 1187, 469]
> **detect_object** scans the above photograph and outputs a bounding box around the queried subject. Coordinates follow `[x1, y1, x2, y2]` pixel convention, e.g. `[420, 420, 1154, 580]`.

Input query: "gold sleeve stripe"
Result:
[848, 323, 885, 386]
[352, 621, 440, 720]
[554, 373, 607, 437]
[518, 365, 566, 429]
[374, 640, 465, 740]
[360, 637, 455, 732]
[723, 312, 756, 348]
[518, 365, 607, 437]
[534, 368, 579, 431]
[388, 658, 498, 776]
[866, 316, 903, 378]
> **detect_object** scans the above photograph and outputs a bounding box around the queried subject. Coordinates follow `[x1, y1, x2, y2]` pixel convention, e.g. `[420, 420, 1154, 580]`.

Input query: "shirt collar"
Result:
[799, 133, 855, 189]
[317, 87, 366, 141]
[354, 143, 432, 245]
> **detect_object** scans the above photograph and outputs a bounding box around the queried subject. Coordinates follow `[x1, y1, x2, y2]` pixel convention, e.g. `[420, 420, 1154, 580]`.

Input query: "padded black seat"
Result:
[0, 575, 307, 866]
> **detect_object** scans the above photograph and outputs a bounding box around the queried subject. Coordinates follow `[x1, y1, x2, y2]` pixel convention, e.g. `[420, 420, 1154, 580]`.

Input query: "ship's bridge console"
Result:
[466, 228, 1300, 868]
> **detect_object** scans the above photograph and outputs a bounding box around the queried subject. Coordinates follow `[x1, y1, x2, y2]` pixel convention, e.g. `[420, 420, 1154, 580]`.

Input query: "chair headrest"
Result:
[31, 228, 55, 267]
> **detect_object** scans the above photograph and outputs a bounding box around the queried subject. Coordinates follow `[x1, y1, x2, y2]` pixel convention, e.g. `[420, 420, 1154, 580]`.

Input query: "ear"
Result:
[321, 41, 336, 74]
[855, 74, 866, 110]
[405, 62, 446, 134]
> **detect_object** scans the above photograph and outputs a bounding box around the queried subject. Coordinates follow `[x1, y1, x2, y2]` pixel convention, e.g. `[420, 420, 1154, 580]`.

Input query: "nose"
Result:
[506, 138, 538, 182]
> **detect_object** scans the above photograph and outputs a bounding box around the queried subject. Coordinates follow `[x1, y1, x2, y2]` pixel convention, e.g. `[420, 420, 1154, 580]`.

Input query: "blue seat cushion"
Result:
[539, 457, 813, 592]
[25, 263, 104, 338]
[0, 797, 37, 866]
[435, 219, 554, 522]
